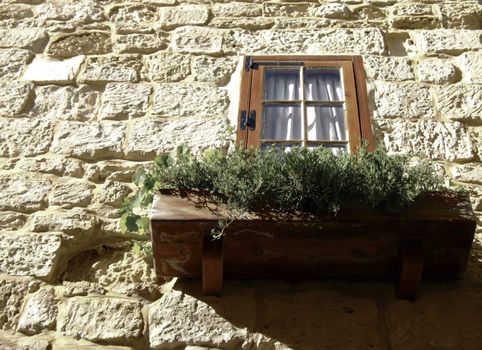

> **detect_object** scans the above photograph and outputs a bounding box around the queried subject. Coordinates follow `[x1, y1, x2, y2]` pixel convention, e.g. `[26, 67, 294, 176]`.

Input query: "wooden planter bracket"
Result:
[202, 235, 224, 295]
[396, 241, 424, 301]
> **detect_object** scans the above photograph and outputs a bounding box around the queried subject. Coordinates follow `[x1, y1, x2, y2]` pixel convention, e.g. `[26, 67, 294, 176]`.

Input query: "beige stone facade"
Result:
[0, 0, 481, 349]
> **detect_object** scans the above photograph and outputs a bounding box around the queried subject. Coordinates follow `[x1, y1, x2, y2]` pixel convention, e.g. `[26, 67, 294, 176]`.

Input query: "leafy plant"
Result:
[120, 144, 451, 253]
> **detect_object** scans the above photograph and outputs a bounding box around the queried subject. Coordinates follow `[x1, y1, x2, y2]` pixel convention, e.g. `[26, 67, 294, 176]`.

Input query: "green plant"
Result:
[119, 145, 451, 252]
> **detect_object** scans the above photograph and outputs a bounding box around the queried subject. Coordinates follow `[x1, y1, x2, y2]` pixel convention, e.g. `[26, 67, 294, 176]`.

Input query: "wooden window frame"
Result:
[236, 55, 374, 153]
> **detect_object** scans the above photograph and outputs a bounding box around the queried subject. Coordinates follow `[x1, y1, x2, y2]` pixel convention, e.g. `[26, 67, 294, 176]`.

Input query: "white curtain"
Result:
[263, 71, 345, 142]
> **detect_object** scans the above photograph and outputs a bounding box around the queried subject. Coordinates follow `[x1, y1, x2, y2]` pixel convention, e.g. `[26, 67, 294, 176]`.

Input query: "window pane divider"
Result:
[262, 100, 302, 104]
[305, 100, 345, 106]
[300, 66, 307, 147]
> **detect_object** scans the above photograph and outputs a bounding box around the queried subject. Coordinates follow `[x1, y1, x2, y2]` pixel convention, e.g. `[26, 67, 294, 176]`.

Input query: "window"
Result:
[236, 56, 374, 153]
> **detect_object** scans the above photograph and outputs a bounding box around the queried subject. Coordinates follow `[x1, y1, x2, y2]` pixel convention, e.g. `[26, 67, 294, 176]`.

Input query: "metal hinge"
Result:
[239, 110, 248, 130]
[245, 56, 253, 71]
[248, 110, 256, 131]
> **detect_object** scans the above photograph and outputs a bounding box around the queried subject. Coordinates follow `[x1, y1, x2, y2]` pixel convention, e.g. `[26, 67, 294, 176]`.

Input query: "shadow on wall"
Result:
[166, 237, 482, 350]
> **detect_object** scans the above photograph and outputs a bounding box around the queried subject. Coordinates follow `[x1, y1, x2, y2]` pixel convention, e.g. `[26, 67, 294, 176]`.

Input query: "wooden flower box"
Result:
[150, 190, 476, 300]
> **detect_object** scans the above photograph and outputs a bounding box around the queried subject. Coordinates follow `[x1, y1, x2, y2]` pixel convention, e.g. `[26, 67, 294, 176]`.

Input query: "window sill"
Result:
[150, 190, 476, 301]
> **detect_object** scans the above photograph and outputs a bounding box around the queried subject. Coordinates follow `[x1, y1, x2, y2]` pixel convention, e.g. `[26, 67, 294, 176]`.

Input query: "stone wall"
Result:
[0, 0, 481, 349]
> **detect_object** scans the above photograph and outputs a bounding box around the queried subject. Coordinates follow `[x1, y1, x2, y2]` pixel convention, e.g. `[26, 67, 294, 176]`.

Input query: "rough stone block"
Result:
[0, 277, 41, 330]
[0, 332, 50, 350]
[22, 56, 84, 84]
[113, 34, 166, 54]
[382, 120, 474, 162]
[417, 58, 457, 84]
[49, 181, 95, 208]
[141, 52, 191, 82]
[374, 82, 433, 119]
[148, 290, 250, 349]
[439, 2, 481, 29]
[30, 85, 100, 121]
[353, 5, 385, 20]
[100, 83, 151, 120]
[114, 23, 154, 35]
[58, 297, 144, 342]
[412, 30, 482, 54]
[0, 212, 27, 231]
[389, 15, 439, 30]
[152, 83, 229, 118]
[80, 56, 141, 83]
[212, 3, 262, 17]
[210, 17, 275, 30]
[0, 81, 33, 118]
[0, 119, 53, 158]
[451, 164, 482, 185]
[51, 121, 125, 160]
[159, 5, 209, 29]
[32, 208, 98, 235]
[63, 281, 106, 297]
[17, 288, 57, 335]
[0, 233, 61, 279]
[457, 52, 482, 84]
[35, 0, 104, 24]
[172, 26, 223, 54]
[125, 118, 228, 160]
[0, 4, 34, 21]
[108, 4, 158, 23]
[392, 3, 433, 16]
[434, 84, 482, 124]
[16, 156, 84, 178]
[99, 180, 132, 206]
[47, 32, 111, 58]
[0, 174, 51, 213]
[314, 3, 352, 19]
[363, 56, 414, 81]
[0, 28, 48, 53]
[192, 56, 237, 85]
[263, 2, 311, 17]
[0, 48, 33, 80]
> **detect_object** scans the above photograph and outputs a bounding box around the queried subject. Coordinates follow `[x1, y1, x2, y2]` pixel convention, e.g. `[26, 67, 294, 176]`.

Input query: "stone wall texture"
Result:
[0, 0, 481, 349]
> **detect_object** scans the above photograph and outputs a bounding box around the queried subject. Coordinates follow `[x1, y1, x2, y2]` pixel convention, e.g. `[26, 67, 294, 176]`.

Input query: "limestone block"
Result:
[390, 15, 439, 30]
[35, 0, 105, 24]
[0, 119, 53, 158]
[172, 26, 223, 54]
[0, 48, 33, 80]
[374, 82, 433, 119]
[210, 17, 275, 30]
[192, 56, 237, 85]
[0, 4, 34, 21]
[0, 278, 41, 330]
[457, 52, 482, 84]
[314, 3, 353, 19]
[15, 156, 84, 177]
[0, 233, 61, 279]
[115, 23, 154, 35]
[30, 85, 100, 121]
[100, 83, 151, 120]
[51, 121, 125, 160]
[159, 5, 209, 29]
[49, 181, 95, 208]
[435, 84, 482, 124]
[0, 212, 27, 230]
[108, 4, 158, 23]
[0, 28, 48, 53]
[353, 5, 385, 20]
[451, 164, 482, 185]
[363, 56, 414, 81]
[82, 161, 141, 182]
[47, 32, 111, 58]
[113, 34, 166, 54]
[125, 118, 228, 160]
[31, 208, 98, 235]
[382, 120, 474, 162]
[0, 331, 50, 350]
[80, 56, 141, 83]
[385, 290, 482, 350]
[225, 28, 386, 55]
[416, 58, 457, 84]
[212, 3, 262, 17]
[439, 2, 481, 29]
[412, 30, 482, 54]
[63, 282, 106, 297]
[17, 288, 57, 335]
[58, 297, 144, 342]
[0, 81, 33, 118]
[263, 2, 311, 17]
[152, 83, 229, 118]
[0, 174, 51, 213]
[22, 56, 84, 84]
[261, 290, 380, 349]
[141, 53, 191, 82]
[99, 180, 132, 207]
[148, 290, 250, 349]
[392, 3, 433, 16]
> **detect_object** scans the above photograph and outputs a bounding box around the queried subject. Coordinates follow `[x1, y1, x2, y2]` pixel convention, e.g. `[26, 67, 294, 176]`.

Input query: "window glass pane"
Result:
[304, 68, 343, 101]
[262, 105, 302, 141]
[264, 68, 300, 101]
[306, 106, 346, 141]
